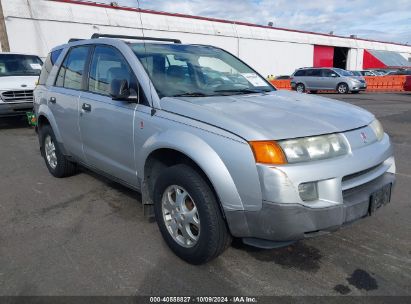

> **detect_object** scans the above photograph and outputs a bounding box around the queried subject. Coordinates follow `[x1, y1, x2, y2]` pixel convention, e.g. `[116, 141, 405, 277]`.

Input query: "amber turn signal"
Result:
[249, 141, 287, 165]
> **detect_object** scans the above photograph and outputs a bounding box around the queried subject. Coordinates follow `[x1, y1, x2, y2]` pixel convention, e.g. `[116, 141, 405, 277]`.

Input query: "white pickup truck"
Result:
[0, 52, 43, 117]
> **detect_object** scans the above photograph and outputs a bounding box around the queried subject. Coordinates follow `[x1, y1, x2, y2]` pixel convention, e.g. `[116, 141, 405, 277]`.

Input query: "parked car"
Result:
[358, 70, 377, 76]
[291, 67, 367, 94]
[34, 35, 395, 264]
[275, 75, 291, 80]
[348, 70, 366, 81]
[0, 53, 43, 117]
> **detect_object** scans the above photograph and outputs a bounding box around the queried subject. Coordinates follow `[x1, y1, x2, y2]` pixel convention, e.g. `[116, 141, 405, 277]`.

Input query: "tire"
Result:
[153, 164, 231, 264]
[39, 124, 77, 178]
[295, 83, 305, 93]
[337, 83, 349, 94]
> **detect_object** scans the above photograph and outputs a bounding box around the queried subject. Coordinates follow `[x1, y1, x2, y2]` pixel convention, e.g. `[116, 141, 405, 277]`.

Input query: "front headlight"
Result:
[278, 134, 349, 163]
[369, 119, 384, 141]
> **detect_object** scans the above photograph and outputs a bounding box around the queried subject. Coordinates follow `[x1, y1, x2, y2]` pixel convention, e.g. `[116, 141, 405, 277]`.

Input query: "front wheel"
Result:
[153, 164, 231, 264]
[337, 83, 349, 94]
[295, 83, 305, 93]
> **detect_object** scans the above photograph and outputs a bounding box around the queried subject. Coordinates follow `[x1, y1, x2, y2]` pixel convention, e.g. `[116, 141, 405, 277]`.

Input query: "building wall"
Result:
[1, 0, 411, 75]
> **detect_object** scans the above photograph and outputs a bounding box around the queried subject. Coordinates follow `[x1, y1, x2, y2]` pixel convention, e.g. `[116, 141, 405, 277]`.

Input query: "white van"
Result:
[0, 53, 43, 117]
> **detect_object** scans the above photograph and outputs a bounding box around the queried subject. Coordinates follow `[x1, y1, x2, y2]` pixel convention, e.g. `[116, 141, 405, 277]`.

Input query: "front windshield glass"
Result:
[334, 68, 352, 77]
[0, 54, 43, 77]
[130, 43, 275, 97]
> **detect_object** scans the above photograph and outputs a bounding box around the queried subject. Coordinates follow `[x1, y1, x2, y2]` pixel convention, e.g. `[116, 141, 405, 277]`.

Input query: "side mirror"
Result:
[110, 79, 138, 102]
[331, 73, 338, 77]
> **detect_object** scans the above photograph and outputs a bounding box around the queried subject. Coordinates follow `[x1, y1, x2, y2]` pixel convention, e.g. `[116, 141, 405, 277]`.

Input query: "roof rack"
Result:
[90, 33, 181, 44]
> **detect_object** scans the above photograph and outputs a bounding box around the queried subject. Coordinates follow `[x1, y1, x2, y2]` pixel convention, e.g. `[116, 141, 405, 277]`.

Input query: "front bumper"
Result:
[349, 82, 367, 91]
[0, 102, 33, 117]
[225, 172, 395, 244]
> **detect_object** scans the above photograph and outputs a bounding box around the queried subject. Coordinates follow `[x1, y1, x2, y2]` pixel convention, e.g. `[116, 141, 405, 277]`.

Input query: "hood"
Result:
[0, 76, 38, 91]
[160, 90, 374, 141]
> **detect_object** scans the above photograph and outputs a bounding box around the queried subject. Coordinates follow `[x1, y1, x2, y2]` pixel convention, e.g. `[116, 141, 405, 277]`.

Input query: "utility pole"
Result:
[0, 0, 10, 52]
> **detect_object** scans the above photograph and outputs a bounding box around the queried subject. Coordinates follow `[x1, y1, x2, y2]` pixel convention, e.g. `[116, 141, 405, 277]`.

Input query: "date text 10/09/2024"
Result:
[149, 297, 258, 303]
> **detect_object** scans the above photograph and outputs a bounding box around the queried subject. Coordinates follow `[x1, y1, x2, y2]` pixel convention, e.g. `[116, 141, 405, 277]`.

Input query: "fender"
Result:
[36, 104, 67, 152]
[138, 129, 245, 211]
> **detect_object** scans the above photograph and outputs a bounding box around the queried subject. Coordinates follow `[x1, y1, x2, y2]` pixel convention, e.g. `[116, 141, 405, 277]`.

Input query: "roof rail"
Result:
[90, 33, 181, 44]
[68, 38, 84, 43]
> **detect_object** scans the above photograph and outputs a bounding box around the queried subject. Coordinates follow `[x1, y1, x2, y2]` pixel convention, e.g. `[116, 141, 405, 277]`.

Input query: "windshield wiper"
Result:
[213, 88, 271, 95]
[172, 92, 209, 97]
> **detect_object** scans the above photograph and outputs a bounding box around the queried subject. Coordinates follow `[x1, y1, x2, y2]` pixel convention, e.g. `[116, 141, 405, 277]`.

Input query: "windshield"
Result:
[334, 68, 352, 77]
[351, 71, 362, 76]
[130, 43, 274, 97]
[0, 54, 43, 77]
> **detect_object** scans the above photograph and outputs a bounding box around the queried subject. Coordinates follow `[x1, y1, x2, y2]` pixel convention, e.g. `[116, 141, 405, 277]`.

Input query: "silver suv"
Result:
[34, 34, 395, 264]
[291, 67, 367, 94]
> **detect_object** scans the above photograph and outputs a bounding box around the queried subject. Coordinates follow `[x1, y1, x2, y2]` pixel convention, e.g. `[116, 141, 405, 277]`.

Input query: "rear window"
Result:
[39, 49, 63, 85]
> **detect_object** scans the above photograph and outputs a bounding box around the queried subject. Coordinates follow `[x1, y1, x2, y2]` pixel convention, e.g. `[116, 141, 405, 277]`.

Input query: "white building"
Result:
[0, 0, 410, 76]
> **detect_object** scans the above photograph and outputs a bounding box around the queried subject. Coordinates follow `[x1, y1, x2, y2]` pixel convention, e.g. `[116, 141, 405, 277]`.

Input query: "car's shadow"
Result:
[0, 116, 30, 129]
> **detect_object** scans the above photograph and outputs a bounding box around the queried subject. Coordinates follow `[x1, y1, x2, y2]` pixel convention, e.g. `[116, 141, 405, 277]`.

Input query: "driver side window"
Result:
[88, 46, 133, 96]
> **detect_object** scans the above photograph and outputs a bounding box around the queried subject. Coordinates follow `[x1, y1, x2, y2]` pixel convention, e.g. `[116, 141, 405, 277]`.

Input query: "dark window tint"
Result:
[294, 70, 306, 76]
[39, 49, 63, 85]
[55, 46, 89, 90]
[306, 69, 321, 76]
[51, 49, 63, 65]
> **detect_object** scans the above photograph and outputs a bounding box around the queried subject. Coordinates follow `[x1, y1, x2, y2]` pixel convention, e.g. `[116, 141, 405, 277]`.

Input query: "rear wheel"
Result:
[296, 83, 305, 93]
[337, 83, 349, 94]
[40, 125, 77, 178]
[153, 164, 231, 264]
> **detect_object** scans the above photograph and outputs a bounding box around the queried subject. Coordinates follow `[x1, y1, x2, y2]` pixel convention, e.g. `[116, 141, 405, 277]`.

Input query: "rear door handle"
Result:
[82, 103, 91, 112]
[49, 96, 56, 103]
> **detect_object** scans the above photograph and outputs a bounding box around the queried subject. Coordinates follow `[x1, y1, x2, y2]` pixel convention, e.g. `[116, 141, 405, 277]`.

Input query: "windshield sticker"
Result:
[241, 73, 267, 87]
[30, 63, 42, 70]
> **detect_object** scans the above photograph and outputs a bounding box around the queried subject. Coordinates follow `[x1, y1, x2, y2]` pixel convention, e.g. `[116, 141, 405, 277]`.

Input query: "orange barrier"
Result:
[269, 75, 411, 92]
[269, 79, 291, 90]
[364, 76, 407, 92]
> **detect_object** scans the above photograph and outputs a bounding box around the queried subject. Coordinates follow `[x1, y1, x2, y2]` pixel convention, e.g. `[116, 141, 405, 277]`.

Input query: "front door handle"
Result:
[49, 96, 56, 103]
[82, 103, 92, 112]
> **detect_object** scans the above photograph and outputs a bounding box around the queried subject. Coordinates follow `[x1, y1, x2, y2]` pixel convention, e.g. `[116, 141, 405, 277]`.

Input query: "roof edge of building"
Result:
[50, 0, 411, 48]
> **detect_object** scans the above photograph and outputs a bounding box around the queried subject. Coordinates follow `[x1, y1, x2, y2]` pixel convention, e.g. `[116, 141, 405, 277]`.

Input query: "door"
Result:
[79, 45, 138, 185]
[305, 69, 322, 89]
[48, 46, 90, 160]
[320, 69, 339, 90]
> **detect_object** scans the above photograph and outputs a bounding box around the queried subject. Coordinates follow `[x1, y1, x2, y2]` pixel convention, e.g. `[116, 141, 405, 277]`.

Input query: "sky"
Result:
[96, 0, 411, 44]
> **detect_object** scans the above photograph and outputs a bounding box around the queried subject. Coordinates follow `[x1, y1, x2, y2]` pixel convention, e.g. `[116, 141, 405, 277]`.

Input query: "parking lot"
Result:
[0, 92, 410, 296]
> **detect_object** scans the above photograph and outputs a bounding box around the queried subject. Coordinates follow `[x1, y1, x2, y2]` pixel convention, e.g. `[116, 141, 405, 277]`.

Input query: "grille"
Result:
[1, 90, 34, 102]
[342, 163, 383, 183]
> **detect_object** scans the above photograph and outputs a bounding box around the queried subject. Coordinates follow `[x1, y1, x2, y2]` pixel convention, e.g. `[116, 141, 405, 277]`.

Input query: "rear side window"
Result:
[55, 46, 89, 90]
[39, 49, 63, 85]
[294, 70, 306, 76]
